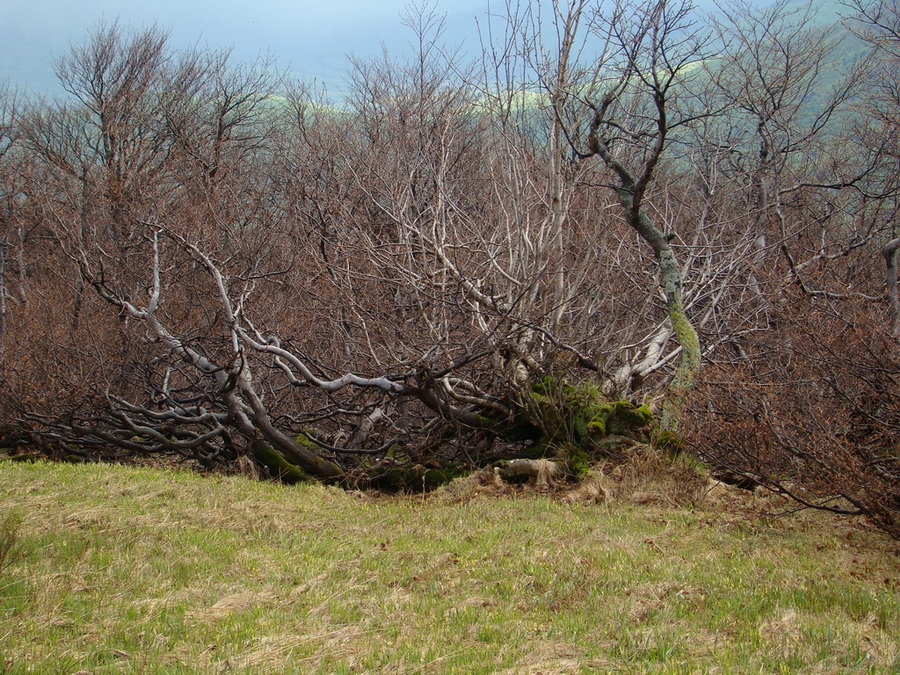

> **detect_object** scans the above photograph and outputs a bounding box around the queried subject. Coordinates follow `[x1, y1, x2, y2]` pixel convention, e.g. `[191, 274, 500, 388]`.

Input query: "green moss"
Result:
[661, 295, 701, 434]
[514, 378, 656, 477]
[252, 445, 311, 484]
[586, 415, 606, 435]
[625, 403, 653, 425]
[652, 429, 685, 456]
[587, 401, 653, 437]
[565, 443, 591, 478]
[530, 390, 564, 429]
[531, 375, 556, 396]
[295, 430, 321, 448]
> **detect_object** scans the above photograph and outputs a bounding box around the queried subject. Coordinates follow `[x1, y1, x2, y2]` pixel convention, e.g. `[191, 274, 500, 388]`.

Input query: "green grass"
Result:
[0, 461, 897, 673]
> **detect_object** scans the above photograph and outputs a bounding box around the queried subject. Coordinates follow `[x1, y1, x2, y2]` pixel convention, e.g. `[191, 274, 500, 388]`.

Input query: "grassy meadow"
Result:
[0, 460, 897, 673]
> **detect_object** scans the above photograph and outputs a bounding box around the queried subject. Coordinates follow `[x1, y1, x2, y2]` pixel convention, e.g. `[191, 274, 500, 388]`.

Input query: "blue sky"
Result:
[4, 0, 772, 97]
[4, 0, 490, 95]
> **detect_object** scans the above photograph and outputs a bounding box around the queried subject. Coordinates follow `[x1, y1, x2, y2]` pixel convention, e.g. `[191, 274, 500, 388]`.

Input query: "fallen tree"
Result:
[0, 219, 661, 487]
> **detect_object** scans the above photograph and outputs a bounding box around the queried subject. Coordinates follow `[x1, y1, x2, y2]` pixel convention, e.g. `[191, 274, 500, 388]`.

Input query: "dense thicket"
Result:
[0, 0, 897, 535]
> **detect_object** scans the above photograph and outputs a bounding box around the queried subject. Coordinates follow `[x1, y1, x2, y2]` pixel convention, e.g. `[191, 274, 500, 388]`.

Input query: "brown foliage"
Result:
[686, 287, 900, 538]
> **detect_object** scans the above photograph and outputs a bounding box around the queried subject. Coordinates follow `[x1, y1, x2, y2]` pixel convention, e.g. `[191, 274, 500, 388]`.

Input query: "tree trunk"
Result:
[884, 237, 900, 338]
[621, 201, 700, 434]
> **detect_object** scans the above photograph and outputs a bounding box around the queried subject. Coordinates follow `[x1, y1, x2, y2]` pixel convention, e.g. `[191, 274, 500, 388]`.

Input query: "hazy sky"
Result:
[4, 0, 776, 97]
[3, 0, 491, 96]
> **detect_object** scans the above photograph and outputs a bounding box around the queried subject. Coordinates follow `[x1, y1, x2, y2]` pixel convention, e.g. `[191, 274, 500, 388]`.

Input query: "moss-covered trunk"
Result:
[619, 202, 700, 434]
[251, 442, 311, 484]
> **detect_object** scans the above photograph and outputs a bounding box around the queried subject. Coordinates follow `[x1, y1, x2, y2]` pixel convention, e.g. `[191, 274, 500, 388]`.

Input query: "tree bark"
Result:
[588, 121, 700, 433]
[884, 237, 900, 338]
[618, 196, 700, 434]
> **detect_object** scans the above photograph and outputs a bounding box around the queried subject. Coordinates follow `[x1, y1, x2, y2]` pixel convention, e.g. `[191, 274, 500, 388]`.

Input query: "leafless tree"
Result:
[844, 0, 900, 336]
[0, 82, 20, 342]
[683, 0, 900, 536]
[516, 0, 710, 432]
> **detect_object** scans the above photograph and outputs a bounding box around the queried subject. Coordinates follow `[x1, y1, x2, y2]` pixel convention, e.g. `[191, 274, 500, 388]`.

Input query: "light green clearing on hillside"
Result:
[0, 462, 897, 674]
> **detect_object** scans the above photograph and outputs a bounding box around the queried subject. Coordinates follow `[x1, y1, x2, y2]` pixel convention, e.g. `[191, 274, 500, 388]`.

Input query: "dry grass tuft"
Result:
[498, 640, 594, 674]
[561, 473, 609, 504]
[438, 444, 709, 508]
[431, 467, 513, 501]
[759, 610, 803, 651]
[563, 444, 709, 507]
[187, 590, 278, 622]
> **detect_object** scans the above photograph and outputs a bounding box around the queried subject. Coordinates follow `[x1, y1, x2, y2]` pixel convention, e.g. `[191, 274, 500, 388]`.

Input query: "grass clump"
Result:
[0, 460, 897, 673]
[0, 511, 23, 573]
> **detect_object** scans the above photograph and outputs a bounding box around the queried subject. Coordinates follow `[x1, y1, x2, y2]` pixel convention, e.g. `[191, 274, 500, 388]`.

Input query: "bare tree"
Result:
[2, 6, 708, 479]
[707, 0, 879, 305]
[682, 0, 900, 536]
[53, 21, 171, 241]
[0, 82, 20, 342]
[3, 2, 896, 533]
[530, 0, 711, 432]
[845, 0, 900, 335]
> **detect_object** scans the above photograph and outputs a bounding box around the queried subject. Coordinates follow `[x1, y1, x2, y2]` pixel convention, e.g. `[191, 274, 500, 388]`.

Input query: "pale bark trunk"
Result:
[884, 237, 900, 338]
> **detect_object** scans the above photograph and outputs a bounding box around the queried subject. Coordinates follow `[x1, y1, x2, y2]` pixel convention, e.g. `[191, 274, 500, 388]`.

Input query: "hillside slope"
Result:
[0, 461, 897, 673]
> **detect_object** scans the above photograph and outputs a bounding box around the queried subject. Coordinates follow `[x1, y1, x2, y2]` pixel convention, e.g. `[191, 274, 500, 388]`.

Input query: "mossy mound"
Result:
[517, 376, 655, 477]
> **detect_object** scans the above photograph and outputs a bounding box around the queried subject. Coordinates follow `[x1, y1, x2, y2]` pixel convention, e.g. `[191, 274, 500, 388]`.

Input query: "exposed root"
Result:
[499, 459, 564, 489]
